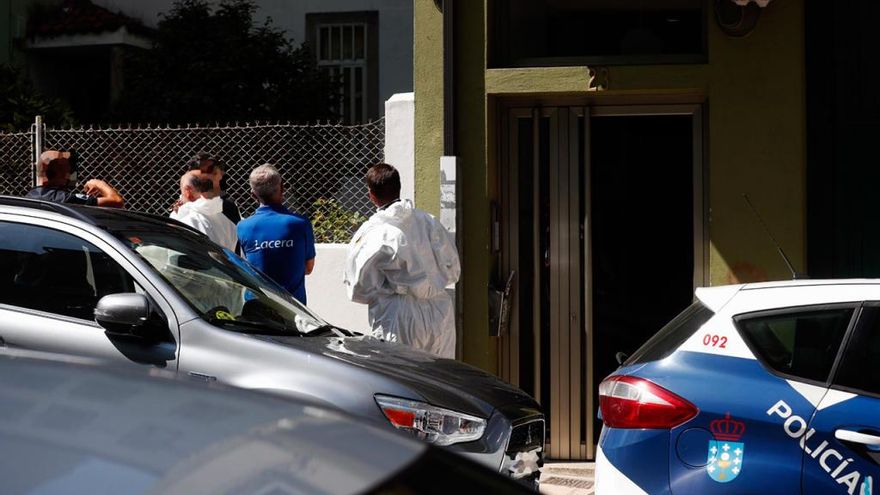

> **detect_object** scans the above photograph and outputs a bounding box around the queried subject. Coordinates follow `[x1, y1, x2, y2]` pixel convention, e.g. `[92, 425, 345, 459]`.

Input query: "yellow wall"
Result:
[452, 1, 493, 370]
[413, 0, 806, 370]
[705, 0, 806, 285]
[413, 1, 444, 214]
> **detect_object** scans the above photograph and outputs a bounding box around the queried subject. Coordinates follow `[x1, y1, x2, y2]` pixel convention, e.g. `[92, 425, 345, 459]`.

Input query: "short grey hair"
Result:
[249, 163, 281, 203]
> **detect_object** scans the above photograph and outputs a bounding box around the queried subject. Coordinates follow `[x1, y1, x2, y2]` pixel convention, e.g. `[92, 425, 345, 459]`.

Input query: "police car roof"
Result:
[696, 279, 880, 312]
[739, 279, 880, 289]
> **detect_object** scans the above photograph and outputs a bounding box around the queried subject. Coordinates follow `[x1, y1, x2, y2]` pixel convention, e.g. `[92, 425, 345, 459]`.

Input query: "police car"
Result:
[597, 280, 880, 495]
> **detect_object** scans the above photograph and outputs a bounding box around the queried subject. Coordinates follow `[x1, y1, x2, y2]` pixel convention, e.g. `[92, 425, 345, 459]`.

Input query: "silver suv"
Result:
[0, 197, 544, 483]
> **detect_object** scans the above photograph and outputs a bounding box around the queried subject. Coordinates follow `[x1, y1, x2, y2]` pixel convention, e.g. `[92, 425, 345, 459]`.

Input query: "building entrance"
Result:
[497, 104, 705, 460]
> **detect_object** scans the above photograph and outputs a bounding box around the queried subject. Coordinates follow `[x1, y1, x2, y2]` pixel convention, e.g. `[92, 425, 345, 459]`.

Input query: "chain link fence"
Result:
[0, 120, 384, 243]
[0, 130, 34, 198]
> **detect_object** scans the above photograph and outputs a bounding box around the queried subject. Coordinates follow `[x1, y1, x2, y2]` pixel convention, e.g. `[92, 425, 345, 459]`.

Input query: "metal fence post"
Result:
[32, 115, 43, 188]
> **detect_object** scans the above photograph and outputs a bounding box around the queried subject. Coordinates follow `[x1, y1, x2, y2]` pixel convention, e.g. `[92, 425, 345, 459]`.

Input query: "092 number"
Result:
[702, 334, 728, 348]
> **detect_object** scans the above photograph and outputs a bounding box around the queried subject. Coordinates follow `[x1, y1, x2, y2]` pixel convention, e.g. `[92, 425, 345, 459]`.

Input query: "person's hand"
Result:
[83, 179, 103, 197]
[170, 194, 188, 213]
[81, 178, 124, 208]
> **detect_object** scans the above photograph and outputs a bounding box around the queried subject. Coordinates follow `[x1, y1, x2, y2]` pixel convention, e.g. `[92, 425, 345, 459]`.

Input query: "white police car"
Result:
[596, 280, 880, 495]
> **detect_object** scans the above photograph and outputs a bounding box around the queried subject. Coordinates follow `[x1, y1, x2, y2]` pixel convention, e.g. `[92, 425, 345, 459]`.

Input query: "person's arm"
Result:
[343, 227, 400, 305]
[431, 217, 461, 285]
[224, 197, 241, 224]
[84, 179, 124, 208]
[304, 218, 317, 275]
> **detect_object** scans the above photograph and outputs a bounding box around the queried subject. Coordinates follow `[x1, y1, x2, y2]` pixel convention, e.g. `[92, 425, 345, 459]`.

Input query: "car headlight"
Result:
[375, 395, 486, 446]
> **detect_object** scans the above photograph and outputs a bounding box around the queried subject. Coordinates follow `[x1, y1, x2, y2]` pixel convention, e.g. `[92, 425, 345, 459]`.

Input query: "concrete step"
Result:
[540, 462, 595, 495]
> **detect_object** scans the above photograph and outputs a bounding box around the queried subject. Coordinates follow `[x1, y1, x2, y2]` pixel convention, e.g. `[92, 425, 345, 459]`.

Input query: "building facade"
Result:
[91, 0, 413, 122]
[2, 0, 28, 65]
[414, 0, 808, 460]
[9, 0, 412, 124]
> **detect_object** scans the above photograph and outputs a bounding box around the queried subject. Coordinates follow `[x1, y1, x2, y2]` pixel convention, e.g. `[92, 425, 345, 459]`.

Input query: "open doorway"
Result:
[590, 114, 698, 443]
[498, 104, 704, 460]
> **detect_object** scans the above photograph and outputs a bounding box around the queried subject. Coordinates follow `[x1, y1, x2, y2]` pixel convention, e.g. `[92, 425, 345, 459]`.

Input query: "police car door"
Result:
[803, 303, 880, 495]
[666, 305, 854, 494]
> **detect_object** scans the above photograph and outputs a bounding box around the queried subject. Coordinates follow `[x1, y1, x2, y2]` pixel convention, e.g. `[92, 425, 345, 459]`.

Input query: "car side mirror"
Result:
[95, 293, 163, 341]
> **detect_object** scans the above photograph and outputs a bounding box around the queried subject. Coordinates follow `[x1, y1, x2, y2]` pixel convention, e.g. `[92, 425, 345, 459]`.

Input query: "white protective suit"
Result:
[170, 196, 238, 252]
[344, 200, 461, 358]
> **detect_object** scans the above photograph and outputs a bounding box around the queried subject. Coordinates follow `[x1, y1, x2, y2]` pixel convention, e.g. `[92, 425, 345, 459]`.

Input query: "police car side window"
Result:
[737, 308, 854, 383]
[833, 306, 880, 396]
[0, 222, 136, 321]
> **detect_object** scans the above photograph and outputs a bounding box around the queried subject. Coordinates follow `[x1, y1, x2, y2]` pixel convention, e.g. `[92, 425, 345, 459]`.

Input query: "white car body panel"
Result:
[595, 445, 649, 495]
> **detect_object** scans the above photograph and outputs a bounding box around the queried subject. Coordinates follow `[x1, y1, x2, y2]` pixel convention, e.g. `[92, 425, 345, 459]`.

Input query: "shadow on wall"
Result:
[711, 188, 804, 286]
[725, 261, 769, 285]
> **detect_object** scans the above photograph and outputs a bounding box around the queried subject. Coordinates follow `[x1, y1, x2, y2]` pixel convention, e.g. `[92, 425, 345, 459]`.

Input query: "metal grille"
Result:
[3, 120, 383, 243]
[0, 130, 35, 198]
[507, 419, 546, 453]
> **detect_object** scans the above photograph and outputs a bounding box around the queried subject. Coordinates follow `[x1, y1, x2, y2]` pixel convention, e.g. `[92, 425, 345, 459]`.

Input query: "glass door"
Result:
[498, 103, 705, 461]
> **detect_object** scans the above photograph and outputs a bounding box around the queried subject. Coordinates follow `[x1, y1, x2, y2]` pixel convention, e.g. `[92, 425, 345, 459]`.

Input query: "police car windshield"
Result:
[113, 226, 328, 335]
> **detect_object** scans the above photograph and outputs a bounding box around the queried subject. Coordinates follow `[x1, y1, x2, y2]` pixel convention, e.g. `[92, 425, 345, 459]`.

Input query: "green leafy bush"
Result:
[311, 198, 368, 243]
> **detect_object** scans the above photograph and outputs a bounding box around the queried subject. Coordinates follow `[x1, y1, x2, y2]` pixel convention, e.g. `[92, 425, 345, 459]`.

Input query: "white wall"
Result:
[92, 0, 413, 114]
[306, 243, 369, 332]
[384, 92, 414, 201]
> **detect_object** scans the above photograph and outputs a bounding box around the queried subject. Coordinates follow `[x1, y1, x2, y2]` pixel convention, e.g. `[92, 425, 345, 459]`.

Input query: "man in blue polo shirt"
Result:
[237, 164, 315, 304]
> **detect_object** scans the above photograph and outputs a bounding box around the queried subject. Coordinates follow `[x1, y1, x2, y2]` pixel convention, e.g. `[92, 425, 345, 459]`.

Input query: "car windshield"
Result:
[113, 226, 328, 335]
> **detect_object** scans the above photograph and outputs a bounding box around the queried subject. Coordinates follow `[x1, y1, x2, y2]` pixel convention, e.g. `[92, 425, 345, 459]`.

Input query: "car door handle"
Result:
[188, 371, 217, 382]
[835, 429, 880, 446]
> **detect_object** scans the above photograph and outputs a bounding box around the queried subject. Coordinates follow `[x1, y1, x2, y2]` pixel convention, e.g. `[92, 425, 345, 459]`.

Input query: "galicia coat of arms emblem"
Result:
[707, 413, 746, 483]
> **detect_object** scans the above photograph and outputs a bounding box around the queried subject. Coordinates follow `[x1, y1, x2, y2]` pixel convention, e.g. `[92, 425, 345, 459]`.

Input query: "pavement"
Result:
[539, 462, 595, 495]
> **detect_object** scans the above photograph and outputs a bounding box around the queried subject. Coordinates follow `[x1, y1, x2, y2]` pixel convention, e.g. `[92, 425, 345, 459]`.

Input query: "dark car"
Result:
[0, 197, 544, 484]
[0, 349, 536, 494]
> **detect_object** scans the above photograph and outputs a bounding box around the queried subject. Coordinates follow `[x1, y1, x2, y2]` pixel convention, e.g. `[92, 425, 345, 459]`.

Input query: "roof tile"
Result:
[28, 0, 153, 39]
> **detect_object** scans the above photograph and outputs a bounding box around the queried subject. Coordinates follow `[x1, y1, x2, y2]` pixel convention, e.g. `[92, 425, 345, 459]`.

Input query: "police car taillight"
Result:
[598, 375, 698, 429]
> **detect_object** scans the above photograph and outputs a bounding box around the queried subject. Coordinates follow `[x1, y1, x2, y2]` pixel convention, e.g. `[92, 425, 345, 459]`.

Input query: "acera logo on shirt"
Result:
[251, 239, 297, 251]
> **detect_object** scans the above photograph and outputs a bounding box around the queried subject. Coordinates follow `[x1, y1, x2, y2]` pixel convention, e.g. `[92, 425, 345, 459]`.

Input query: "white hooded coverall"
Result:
[344, 200, 461, 358]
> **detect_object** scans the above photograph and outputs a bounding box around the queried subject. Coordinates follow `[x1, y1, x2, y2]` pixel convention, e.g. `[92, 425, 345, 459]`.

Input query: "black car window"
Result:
[0, 222, 135, 321]
[624, 301, 714, 366]
[736, 308, 854, 383]
[833, 305, 880, 397]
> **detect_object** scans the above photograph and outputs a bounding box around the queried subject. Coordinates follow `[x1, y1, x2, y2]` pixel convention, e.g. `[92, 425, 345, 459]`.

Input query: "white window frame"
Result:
[315, 22, 369, 124]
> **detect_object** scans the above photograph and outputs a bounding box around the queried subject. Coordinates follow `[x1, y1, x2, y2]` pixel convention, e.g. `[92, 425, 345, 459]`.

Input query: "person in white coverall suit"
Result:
[344, 163, 461, 358]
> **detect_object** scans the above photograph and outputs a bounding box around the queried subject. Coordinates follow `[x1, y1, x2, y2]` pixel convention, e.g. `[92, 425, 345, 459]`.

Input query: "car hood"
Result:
[0, 353, 425, 495]
[258, 333, 539, 418]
